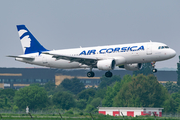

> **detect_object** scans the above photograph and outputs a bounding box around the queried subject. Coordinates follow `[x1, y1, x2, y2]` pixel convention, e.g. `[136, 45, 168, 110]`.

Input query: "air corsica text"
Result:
[79, 46, 144, 55]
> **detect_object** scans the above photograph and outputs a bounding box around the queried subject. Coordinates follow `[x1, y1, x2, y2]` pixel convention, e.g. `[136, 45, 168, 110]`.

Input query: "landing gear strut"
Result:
[87, 67, 95, 77]
[151, 61, 157, 73]
[105, 71, 113, 77]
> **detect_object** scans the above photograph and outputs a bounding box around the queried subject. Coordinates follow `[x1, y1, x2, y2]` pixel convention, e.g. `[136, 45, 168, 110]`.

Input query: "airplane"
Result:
[8, 25, 176, 77]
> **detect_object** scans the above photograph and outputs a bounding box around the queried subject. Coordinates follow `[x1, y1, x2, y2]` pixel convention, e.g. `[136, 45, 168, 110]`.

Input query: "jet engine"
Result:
[97, 59, 116, 70]
[123, 63, 142, 71]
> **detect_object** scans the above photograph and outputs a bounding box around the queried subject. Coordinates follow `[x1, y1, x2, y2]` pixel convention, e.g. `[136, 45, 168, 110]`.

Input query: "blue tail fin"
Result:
[17, 25, 49, 54]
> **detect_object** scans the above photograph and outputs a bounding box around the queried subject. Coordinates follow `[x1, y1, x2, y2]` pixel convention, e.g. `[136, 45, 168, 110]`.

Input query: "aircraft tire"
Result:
[152, 69, 157, 73]
[105, 71, 113, 77]
[87, 71, 95, 77]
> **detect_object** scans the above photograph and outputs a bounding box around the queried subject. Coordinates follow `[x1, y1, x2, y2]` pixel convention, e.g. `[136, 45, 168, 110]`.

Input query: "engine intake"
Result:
[97, 59, 116, 70]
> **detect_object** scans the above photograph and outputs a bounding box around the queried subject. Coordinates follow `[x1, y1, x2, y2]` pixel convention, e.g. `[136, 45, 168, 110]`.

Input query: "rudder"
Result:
[17, 25, 48, 54]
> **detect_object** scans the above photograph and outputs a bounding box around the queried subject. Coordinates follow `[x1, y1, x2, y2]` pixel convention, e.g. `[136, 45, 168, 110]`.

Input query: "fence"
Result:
[0, 111, 180, 120]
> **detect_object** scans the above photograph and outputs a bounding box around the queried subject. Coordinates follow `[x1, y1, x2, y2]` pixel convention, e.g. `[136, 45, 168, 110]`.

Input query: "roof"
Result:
[0, 68, 55, 79]
[98, 107, 164, 110]
[154, 71, 177, 81]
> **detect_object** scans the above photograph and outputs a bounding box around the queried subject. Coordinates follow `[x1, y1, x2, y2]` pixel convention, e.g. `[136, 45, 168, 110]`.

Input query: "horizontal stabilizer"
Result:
[7, 55, 34, 60]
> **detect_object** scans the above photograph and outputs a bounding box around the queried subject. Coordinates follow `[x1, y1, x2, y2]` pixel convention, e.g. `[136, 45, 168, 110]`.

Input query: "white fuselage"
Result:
[15, 42, 176, 70]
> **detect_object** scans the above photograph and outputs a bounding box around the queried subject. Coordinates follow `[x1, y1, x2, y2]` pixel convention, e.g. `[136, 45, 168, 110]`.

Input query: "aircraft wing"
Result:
[7, 55, 35, 60]
[43, 52, 100, 66]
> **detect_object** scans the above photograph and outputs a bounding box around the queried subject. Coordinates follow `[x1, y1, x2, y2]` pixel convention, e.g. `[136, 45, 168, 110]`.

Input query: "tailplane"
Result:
[17, 25, 48, 54]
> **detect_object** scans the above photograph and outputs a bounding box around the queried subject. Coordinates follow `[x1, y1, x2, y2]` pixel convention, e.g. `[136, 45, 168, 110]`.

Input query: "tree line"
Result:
[0, 62, 180, 113]
[0, 75, 179, 113]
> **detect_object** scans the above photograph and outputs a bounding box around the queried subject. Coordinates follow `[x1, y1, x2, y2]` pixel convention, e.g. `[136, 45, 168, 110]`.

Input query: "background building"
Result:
[0, 68, 55, 89]
[98, 107, 163, 117]
[0, 67, 177, 89]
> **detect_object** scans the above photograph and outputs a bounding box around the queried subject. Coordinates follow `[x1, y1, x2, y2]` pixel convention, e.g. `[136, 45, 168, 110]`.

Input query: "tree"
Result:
[119, 74, 132, 88]
[61, 77, 85, 94]
[43, 81, 56, 95]
[102, 86, 114, 107]
[98, 75, 121, 89]
[44, 81, 56, 92]
[90, 97, 101, 108]
[171, 91, 180, 112]
[0, 94, 11, 109]
[113, 74, 169, 108]
[14, 85, 48, 110]
[85, 104, 95, 112]
[94, 87, 107, 99]
[0, 88, 16, 109]
[163, 97, 177, 113]
[13, 105, 19, 112]
[55, 82, 67, 90]
[76, 99, 87, 109]
[177, 56, 180, 85]
[165, 81, 180, 94]
[102, 75, 132, 107]
[0, 88, 16, 100]
[52, 91, 75, 110]
[77, 88, 96, 101]
[133, 63, 153, 76]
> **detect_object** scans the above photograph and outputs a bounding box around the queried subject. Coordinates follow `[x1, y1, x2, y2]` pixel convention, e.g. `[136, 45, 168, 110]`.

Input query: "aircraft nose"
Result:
[170, 49, 176, 58]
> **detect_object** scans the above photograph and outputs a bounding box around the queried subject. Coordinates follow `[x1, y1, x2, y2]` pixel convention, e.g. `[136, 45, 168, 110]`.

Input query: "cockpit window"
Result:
[158, 46, 169, 49]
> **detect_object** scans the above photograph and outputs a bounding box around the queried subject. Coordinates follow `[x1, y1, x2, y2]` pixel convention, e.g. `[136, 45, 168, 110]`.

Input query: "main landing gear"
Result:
[87, 71, 95, 77]
[87, 70, 113, 78]
[105, 71, 113, 77]
[87, 67, 95, 77]
[151, 61, 157, 73]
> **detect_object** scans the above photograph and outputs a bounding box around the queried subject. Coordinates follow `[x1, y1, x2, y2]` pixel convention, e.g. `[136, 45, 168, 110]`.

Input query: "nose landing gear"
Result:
[151, 61, 157, 73]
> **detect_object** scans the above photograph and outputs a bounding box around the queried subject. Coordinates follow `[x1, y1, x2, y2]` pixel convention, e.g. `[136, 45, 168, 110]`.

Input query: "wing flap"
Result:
[43, 52, 99, 66]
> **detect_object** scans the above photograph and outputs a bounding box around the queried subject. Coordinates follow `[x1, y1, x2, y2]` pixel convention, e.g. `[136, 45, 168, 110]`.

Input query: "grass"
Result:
[0, 113, 179, 120]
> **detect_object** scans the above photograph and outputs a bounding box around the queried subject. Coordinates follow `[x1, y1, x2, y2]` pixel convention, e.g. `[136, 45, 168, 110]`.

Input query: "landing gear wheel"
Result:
[152, 69, 157, 73]
[105, 71, 113, 77]
[151, 61, 157, 73]
[87, 71, 95, 77]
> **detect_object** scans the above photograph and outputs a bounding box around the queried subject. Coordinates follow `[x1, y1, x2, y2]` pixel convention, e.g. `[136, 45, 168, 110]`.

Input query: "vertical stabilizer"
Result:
[17, 25, 48, 54]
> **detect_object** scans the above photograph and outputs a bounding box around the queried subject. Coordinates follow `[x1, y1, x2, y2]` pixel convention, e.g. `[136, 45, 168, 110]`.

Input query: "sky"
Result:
[0, 0, 180, 70]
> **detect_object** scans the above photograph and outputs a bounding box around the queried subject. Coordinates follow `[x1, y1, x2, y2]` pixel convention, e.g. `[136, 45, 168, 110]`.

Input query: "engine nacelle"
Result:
[97, 59, 116, 70]
[124, 63, 142, 71]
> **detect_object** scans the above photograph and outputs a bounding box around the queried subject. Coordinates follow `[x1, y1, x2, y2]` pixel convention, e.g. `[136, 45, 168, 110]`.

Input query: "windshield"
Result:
[158, 46, 169, 49]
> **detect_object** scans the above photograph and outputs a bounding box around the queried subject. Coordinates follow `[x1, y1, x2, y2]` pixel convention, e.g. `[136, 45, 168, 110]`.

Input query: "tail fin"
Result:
[17, 25, 48, 54]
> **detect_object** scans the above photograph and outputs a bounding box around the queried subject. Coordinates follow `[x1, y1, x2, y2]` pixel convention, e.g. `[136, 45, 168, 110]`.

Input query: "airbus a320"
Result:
[8, 25, 176, 77]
